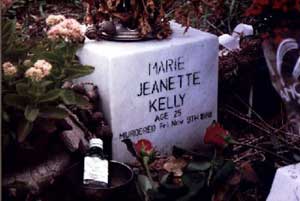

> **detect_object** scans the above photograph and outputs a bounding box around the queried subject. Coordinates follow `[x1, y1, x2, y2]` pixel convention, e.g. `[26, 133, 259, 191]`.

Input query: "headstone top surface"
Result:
[83, 22, 217, 58]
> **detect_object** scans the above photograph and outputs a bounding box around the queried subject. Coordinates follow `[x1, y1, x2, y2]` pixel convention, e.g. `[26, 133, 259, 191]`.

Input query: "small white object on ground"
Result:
[218, 23, 253, 52]
[232, 23, 254, 39]
[267, 163, 300, 201]
[218, 34, 240, 51]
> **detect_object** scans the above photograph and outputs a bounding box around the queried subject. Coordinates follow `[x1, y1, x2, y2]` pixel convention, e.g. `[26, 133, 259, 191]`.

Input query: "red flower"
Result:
[135, 139, 154, 157]
[245, 0, 269, 16]
[246, 0, 300, 15]
[204, 122, 232, 148]
[296, 0, 300, 11]
[261, 32, 270, 39]
[245, 4, 264, 16]
[272, 0, 287, 9]
[254, 0, 269, 5]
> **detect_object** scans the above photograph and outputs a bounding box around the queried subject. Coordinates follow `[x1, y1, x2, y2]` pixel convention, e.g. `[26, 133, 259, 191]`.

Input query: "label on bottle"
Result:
[83, 156, 108, 184]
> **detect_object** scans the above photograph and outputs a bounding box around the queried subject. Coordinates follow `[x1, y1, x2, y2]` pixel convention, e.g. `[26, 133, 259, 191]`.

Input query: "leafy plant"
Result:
[123, 121, 296, 201]
[2, 16, 94, 143]
[123, 138, 237, 201]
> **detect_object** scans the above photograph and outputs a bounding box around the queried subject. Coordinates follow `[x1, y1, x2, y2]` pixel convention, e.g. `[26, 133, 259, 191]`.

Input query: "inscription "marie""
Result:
[148, 56, 184, 76]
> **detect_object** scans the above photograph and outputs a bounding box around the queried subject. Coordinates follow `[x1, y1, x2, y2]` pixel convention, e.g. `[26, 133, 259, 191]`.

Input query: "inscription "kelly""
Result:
[149, 93, 186, 112]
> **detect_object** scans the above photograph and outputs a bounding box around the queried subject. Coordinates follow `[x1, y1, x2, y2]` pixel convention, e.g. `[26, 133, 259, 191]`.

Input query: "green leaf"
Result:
[182, 172, 205, 189]
[60, 89, 76, 105]
[178, 172, 205, 201]
[2, 19, 16, 47]
[212, 160, 235, 184]
[4, 94, 29, 110]
[24, 105, 39, 122]
[35, 52, 64, 65]
[39, 107, 68, 119]
[2, 110, 10, 122]
[16, 83, 29, 96]
[160, 174, 188, 198]
[39, 89, 62, 103]
[122, 139, 137, 157]
[17, 119, 33, 143]
[2, 129, 13, 152]
[147, 189, 169, 201]
[3, 46, 29, 61]
[63, 65, 94, 81]
[40, 80, 54, 88]
[186, 161, 211, 172]
[74, 93, 90, 108]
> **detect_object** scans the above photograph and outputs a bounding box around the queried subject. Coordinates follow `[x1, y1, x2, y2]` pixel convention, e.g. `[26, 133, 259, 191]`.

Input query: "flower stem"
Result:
[207, 148, 217, 186]
[142, 156, 155, 188]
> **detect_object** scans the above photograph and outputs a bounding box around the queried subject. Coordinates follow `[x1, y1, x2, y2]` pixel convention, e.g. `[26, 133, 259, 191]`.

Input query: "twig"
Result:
[222, 106, 300, 152]
[233, 149, 258, 163]
[234, 148, 266, 164]
[206, 20, 224, 35]
[227, 0, 236, 33]
[232, 141, 292, 164]
[59, 104, 93, 139]
[140, 0, 149, 15]
[233, 136, 265, 151]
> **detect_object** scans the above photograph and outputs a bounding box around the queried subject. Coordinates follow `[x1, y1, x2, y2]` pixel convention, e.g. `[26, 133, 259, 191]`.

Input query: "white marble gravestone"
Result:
[77, 22, 218, 162]
[267, 163, 300, 201]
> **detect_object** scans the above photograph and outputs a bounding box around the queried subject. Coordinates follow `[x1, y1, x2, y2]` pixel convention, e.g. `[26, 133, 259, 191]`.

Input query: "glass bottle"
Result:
[83, 138, 109, 187]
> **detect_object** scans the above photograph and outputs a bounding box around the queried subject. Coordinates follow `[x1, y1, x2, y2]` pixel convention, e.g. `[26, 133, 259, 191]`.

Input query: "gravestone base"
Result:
[77, 22, 218, 162]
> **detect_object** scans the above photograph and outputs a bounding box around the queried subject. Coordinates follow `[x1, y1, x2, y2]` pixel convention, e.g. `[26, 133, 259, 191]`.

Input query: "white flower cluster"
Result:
[25, 60, 52, 81]
[2, 62, 17, 76]
[47, 16, 84, 42]
[46, 14, 66, 26]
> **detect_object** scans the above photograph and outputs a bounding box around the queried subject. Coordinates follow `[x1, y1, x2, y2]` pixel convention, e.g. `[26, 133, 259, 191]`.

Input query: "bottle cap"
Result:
[89, 138, 103, 149]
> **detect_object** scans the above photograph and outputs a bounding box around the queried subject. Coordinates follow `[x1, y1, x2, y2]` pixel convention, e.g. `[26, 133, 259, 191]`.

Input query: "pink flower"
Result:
[25, 60, 52, 81]
[34, 59, 52, 76]
[2, 62, 17, 76]
[46, 14, 66, 26]
[47, 18, 84, 42]
[25, 67, 44, 81]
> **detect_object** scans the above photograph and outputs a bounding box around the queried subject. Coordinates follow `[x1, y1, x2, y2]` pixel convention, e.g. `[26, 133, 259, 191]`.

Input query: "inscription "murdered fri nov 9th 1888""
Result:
[119, 56, 213, 140]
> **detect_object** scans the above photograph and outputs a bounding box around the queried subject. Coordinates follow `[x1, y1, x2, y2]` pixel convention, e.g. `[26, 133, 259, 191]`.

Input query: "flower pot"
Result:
[66, 160, 135, 201]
